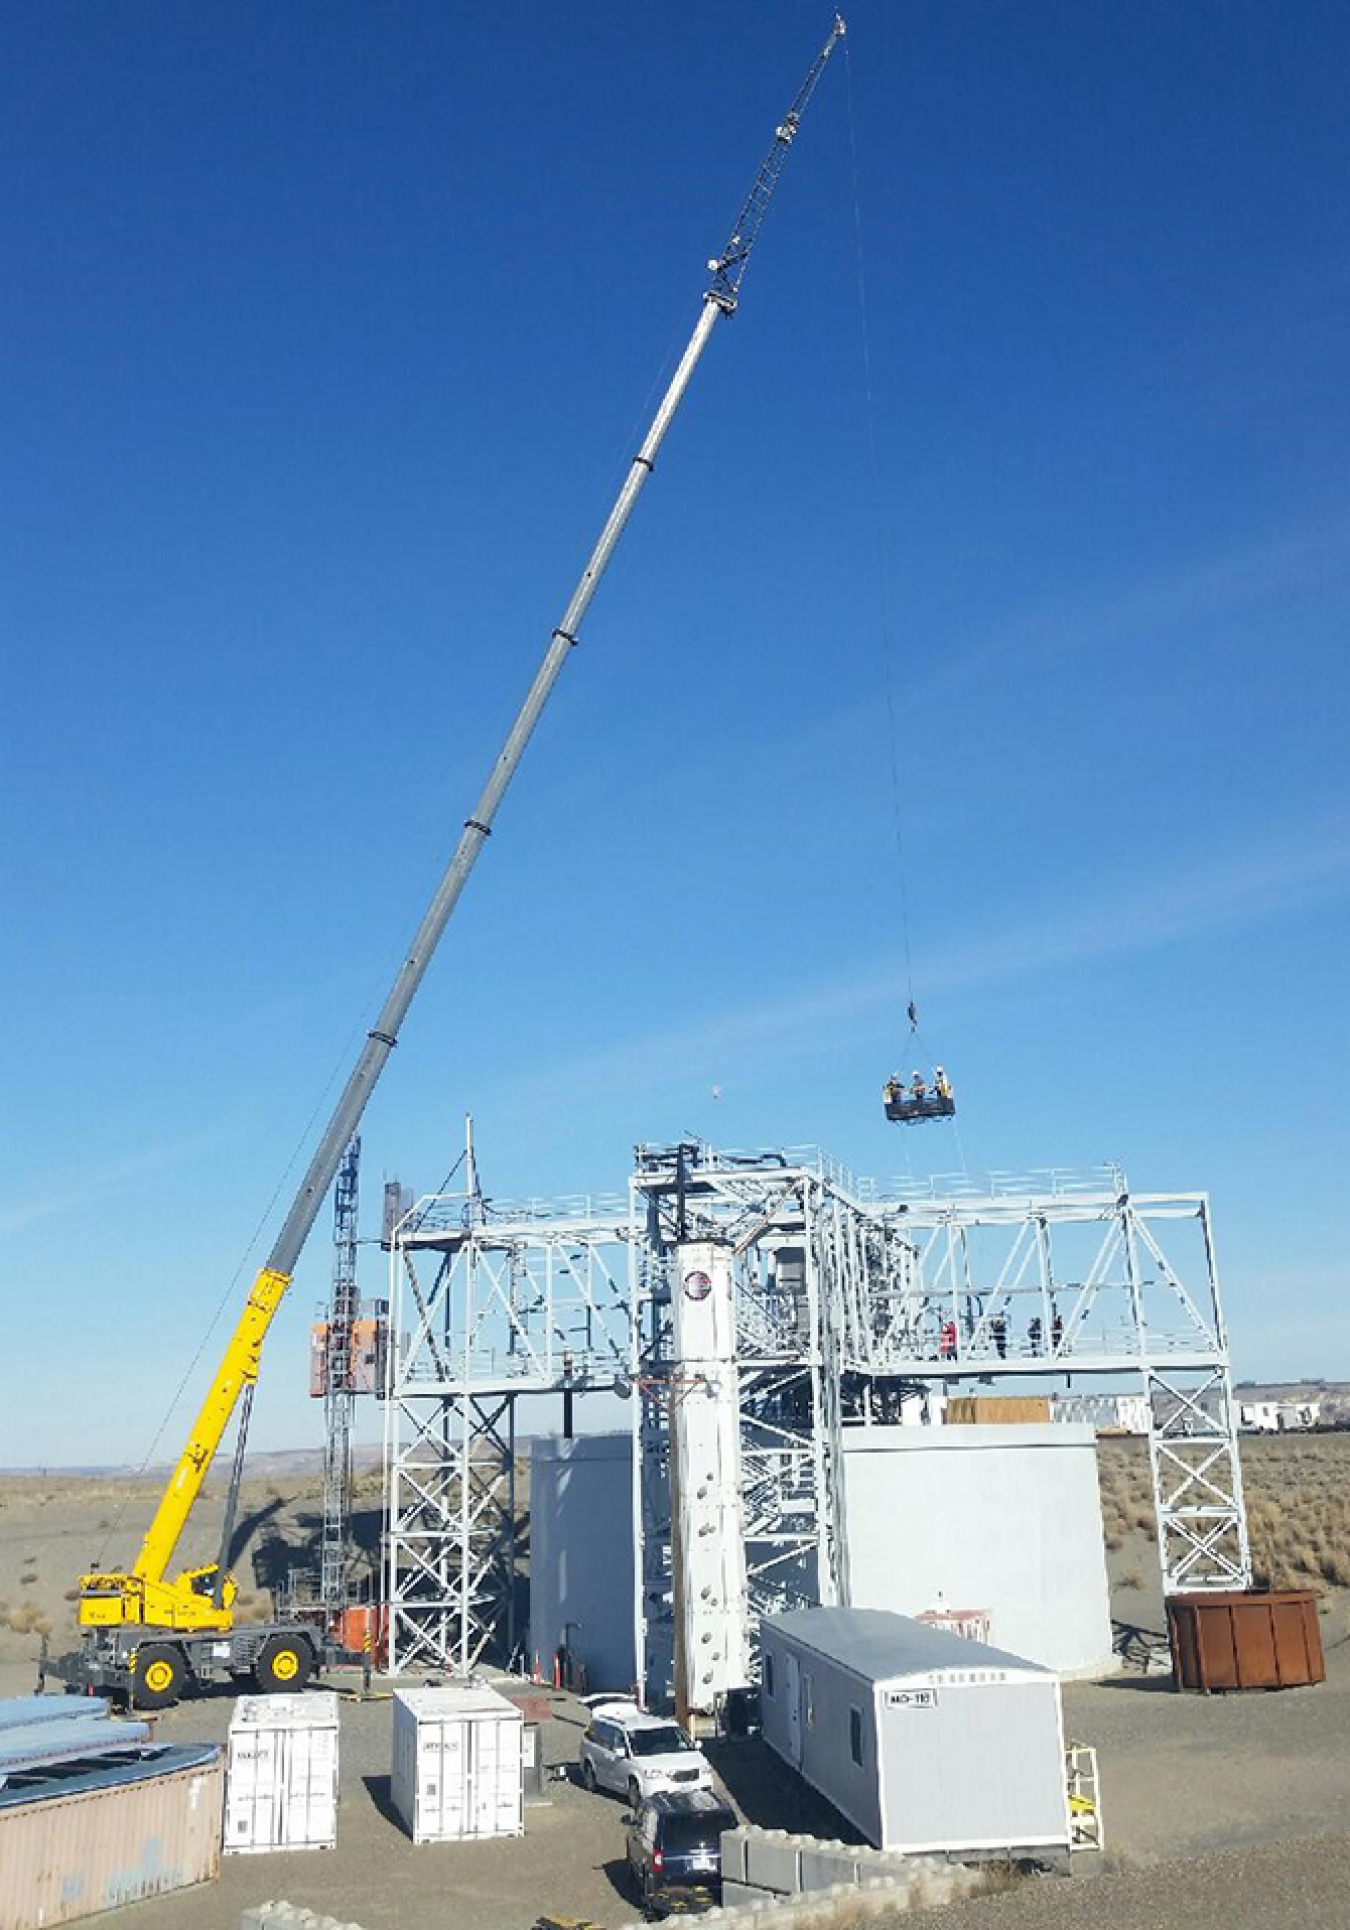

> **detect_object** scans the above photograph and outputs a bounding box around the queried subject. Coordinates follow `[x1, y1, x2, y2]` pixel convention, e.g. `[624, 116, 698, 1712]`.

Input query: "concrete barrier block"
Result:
[798, 1842, 861, 1892]
[721, 1824, 751, 1883]
[241, 1909, 373, 1930]
[720, 1880, 761, 1911]
[853, 1845, 896, 1880]
[744, 1827, 802, 1895]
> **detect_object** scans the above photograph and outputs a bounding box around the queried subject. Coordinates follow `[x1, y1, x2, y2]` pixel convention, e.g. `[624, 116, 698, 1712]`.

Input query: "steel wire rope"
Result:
[99, 296, 703, 1567]
[845, 44, 967, 1176]
[92, 1008, 375, 1568]
[91, 303, 694, 1570]
[843, 41, 916, 1026]
[93, 785, 513, 1566]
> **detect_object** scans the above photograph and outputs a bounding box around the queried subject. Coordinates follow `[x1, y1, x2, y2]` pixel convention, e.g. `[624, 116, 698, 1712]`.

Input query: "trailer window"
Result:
[763, 1653, 774, 1698]
[849, 1706, 862, 1766]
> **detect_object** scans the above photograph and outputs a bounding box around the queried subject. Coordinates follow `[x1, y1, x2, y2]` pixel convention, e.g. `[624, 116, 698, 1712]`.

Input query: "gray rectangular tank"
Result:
[530, 1433, 635, 1692]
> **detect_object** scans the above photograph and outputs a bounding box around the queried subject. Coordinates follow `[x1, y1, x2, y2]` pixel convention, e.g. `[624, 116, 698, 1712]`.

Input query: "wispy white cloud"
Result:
[898, 509, 1350, 703]
[0, 1129, 231, 1238]
[497, 808, 1350, 1096]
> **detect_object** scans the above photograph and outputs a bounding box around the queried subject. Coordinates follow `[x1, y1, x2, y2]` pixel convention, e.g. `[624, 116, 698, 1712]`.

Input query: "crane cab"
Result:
[883, 1074, 955, 1124]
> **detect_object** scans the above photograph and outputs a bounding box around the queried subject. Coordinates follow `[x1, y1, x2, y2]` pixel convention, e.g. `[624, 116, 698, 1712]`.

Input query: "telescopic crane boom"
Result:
[76, 14, 846, 1647]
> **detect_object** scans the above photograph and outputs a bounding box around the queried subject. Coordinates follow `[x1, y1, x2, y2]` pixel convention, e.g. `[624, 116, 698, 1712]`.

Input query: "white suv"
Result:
[579, 1700, 713, 1808]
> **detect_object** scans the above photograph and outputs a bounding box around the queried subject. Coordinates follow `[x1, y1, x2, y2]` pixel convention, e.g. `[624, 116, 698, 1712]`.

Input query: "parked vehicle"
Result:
[625, 1788, 737, 1909]
[579, 1700, 712, 1807]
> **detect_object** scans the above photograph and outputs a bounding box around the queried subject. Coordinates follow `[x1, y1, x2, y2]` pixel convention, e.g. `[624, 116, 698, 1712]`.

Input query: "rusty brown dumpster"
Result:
[1167, 1589, 1325, 1692]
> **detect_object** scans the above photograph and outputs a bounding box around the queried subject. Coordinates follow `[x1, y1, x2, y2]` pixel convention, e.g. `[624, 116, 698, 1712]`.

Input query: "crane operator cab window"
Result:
[883, 1067, 955, 1123]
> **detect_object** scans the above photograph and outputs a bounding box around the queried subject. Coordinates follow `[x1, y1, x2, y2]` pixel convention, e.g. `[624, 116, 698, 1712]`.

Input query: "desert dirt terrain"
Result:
[1, 1434, 1347, 1930]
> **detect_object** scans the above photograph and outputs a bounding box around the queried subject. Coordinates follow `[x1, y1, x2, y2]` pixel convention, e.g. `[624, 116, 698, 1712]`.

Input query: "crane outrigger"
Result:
[50, 16, 847, 1709]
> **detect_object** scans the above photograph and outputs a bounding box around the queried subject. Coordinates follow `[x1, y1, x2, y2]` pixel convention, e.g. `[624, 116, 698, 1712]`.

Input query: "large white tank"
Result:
[842, 1424, 1116, 1676]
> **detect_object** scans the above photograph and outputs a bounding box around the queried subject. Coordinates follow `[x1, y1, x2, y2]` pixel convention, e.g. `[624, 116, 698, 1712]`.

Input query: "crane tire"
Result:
[253, 1633, 313, 1694]
[132, 1643, 186, 1710]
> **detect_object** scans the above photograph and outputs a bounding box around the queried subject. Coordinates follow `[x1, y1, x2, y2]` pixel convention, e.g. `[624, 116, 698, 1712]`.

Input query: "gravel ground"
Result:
[907, 1832, 1350, 1930]
[0, 1663, 639, 1930]
[3, 1630, 1348, 1930]
[1057, 1630, 1350, 1861]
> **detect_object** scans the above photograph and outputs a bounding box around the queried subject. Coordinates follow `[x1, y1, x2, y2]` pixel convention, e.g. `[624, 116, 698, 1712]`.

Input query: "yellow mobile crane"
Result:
[48, 17, 846, 1711]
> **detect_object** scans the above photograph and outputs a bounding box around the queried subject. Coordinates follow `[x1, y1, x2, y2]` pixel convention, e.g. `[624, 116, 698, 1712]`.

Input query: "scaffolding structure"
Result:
[383, 1144, 1250, 1687]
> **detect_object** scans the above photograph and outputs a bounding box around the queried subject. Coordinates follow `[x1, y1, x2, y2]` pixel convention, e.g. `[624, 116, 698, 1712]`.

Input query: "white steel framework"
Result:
[383, 1145, 1250, 1687]
[382, 1193, 634, 1674]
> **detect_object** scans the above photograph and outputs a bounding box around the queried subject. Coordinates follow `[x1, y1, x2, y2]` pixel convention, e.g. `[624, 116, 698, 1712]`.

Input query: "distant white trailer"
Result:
[1052, 1393, 1150, 1434]
[391, 1684, 523, 1844]
[225, 1692, 338, 1854]
[760, 1608, 1071, 1859]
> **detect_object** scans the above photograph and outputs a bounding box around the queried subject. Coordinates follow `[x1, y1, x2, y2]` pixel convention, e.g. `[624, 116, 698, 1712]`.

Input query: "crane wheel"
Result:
[132, 1643, 186, 1710]
[253, 1633, 313, 1694]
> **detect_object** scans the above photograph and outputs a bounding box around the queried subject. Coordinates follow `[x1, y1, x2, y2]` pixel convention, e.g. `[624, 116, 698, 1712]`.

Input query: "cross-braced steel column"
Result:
[383, 1194, 634, 1675]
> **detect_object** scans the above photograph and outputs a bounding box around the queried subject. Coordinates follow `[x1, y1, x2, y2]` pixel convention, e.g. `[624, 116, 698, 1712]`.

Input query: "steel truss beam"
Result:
[630, 1146, 1250, 1698]
[384, 1148, 1250, 1686]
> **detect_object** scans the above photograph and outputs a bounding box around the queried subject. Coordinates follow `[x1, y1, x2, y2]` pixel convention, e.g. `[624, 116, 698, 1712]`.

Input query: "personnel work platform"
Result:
[883, 1092, 956, 1124]
[382, 1149, 1250, 1695]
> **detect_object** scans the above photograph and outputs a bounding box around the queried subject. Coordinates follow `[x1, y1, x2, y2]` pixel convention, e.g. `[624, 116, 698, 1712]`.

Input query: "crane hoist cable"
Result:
[843, 39, 917, 1024]
[844, 38, 959, 1143]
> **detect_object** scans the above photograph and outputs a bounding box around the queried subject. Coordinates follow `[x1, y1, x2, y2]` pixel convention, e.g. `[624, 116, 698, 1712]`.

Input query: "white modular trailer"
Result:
[391, 1684, 524, 1844]
[225, 1692, 339, 1854]
[760, 1609, 1071, 1857]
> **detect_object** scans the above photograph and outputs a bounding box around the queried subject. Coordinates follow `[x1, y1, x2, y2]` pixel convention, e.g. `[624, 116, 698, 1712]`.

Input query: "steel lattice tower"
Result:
[320, 1136, 361, 1614]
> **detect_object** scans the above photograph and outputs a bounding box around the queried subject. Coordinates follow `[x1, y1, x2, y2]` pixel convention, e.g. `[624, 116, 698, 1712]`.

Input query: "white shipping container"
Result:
[391, 1685, 523, 1844]
[225, 1692, 339, 1854]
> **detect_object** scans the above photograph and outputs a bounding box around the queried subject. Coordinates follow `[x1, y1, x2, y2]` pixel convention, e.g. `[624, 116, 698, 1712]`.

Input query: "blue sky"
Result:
[3, 1, 1347, 1465]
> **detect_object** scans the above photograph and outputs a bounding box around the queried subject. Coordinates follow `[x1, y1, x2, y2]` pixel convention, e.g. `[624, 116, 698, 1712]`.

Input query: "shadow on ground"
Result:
[600, 1855, 639, 1907]
[360, 1773, 404, 1830]
[705, 1737, 862, 1843]
[1097, 1670, 1179, 1693]
[1110, 1616, 1173, 1683]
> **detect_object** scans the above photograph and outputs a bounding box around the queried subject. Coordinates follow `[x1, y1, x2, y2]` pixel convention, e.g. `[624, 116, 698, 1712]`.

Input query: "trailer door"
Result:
[785, 1651, 803, 1767]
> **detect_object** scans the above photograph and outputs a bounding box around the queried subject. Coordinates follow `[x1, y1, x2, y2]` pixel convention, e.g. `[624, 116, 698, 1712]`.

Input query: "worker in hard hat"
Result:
[934, 1066, 951, 1099]
[910, 1071, 927, 1100]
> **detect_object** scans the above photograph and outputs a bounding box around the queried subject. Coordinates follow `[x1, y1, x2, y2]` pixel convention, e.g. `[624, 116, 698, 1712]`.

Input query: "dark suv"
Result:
[625, 1788, 737, 1909]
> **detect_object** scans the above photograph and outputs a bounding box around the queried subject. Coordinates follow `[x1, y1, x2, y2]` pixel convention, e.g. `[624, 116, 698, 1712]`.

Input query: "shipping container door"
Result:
[494, 1717, 522, 1832]
[226, 1726, 279, 1852]
[785, 1651, 803, 1767]
[282, 1724, 335, 1846]
[422, 1719, 467, 1840]
[470, 1716, 498, 1835]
